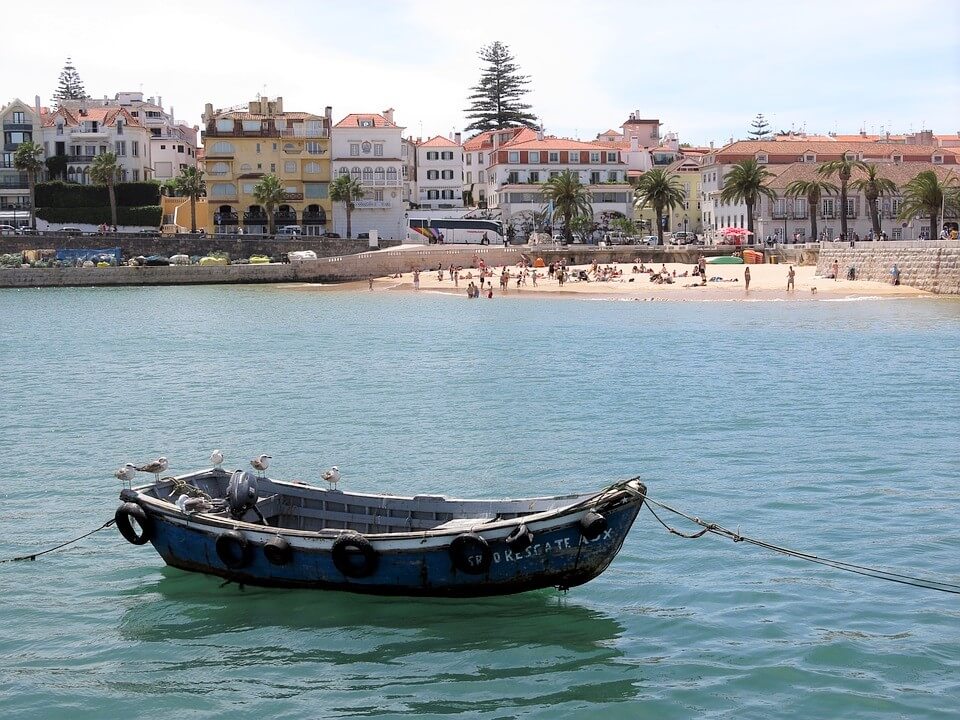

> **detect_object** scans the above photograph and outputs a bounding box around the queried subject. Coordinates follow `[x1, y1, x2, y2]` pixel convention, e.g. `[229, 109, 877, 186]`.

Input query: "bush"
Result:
[36, 206, 162, 226]
[35, 181, 161, 208]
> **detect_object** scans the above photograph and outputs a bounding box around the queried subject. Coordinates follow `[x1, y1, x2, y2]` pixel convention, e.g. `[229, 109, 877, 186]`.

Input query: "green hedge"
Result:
[35, 181, 161, 209]
[36, 206, 162, 226]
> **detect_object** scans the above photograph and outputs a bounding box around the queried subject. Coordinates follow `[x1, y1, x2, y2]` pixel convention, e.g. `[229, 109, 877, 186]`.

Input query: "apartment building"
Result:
[331, 109, 405, 239]
[201, 96, 333, 235]
[0, 98, 42, 223]
[414, 135, 464, 209]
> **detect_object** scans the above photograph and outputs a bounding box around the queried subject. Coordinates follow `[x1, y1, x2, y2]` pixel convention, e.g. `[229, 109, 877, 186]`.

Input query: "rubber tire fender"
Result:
[115, 502, 152, 545]
[579, 510, 608, 541]
[264, 535, 293, 566]
[215, 530, 250, 569]
[505, 523, 534, 553]
[450, 532, 493, 575]
[331, 532, 379, 579]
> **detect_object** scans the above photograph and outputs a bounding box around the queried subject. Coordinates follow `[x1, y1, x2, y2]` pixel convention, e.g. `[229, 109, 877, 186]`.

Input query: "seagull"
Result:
[114, 463, 137, 487]
[322, 466, 341, 489]
[210, 449, 224, 468]
[250, 454, 271, 478]
[135, 456, 168, 482]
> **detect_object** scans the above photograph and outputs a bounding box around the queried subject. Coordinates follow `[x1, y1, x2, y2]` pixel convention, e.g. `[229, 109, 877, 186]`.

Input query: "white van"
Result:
[276, 225, 302, 237]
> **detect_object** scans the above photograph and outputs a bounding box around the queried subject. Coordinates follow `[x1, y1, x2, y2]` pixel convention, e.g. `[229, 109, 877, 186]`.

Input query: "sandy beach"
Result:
[370, 261, 928, 301]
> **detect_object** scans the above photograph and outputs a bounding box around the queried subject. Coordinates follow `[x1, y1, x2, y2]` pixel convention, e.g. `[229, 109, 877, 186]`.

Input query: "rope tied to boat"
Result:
[643, 496, 960, 595]
[0, 518, 116, 564]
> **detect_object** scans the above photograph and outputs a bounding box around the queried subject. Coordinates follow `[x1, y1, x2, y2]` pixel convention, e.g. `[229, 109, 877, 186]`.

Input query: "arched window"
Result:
[351, 167, 361, 180]
[211, 141, 234, 154]
[386, 167, 398, 182]
[362, 167, 373, 182]
[339, 167, 350, 177]
[210, 183, 237, 198]
[240, 163, 252, 172]
[305, 161, 321, 173]
[374, 167, 385, 182]
[210, 162, 230, 176]
[283, 143, 296, 153]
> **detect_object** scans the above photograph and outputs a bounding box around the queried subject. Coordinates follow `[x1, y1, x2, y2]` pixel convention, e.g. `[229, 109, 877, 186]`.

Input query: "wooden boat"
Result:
[115, 468, 646, 597]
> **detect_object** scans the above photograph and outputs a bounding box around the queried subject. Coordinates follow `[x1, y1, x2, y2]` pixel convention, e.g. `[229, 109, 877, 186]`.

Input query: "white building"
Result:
[414, 135, 464, 209]
[1, 97, 42, 224]
[331, 109, 406, 240]
[60, 92, 198, 180]
[40, 103, 153, 183]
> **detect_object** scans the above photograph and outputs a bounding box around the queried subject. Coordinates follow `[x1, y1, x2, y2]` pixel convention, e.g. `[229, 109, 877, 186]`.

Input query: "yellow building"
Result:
[201, 97, 332, 235]
[632, 155, 703, 238]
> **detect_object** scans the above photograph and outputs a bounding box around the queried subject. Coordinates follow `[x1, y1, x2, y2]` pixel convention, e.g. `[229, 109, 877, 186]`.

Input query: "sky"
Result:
[4, 0, 959, 146]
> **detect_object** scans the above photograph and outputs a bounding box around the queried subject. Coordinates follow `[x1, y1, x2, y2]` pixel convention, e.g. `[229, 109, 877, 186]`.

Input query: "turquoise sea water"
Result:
[1, 286, 959, 719]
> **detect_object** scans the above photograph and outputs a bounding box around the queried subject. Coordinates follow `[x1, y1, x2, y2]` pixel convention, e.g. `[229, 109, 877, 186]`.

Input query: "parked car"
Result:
[669, 232, 698, 245]
[276, 225, 302, 237]
[0, 224, 18, 235]
[60, 226, 83, 236]
[138, 228, 161, 237]
[322, 231, 341, 239]
[638, 235, 660, 246]
[604, 231, 628, 245]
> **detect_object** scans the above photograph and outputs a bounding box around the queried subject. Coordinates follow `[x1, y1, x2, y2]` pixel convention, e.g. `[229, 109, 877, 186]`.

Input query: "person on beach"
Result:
[557, 268, 565, 287]
[698, 254, 706, 285]
[832, 260, 840, 280]
[744, 266, 751, 292]
[787, 265, 795, 291]
[487, 287, 493, 299]
[413, 269, 420, 290]
[368, 276, 373, 290]
[891, 264, 901, 285]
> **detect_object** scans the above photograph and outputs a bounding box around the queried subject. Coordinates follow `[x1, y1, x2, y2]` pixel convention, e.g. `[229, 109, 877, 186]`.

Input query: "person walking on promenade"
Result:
[787, 265, 795, 292]
[744, 266, 751, 292]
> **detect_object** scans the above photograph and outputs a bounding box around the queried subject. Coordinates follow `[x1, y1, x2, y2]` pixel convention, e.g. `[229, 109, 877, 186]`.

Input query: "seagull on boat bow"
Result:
[250, 454, 271, 478]
[114, 463, 137, 487]
[210, 449, 224, 468]
[322, 466, 341, 489]
[135, 456, 168, 482]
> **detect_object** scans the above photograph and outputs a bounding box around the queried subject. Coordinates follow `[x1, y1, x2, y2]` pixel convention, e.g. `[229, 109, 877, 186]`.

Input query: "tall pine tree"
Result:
[747, 113, 771, 140]
[53, 58, 89, 106]
[464, 42, 538, 133]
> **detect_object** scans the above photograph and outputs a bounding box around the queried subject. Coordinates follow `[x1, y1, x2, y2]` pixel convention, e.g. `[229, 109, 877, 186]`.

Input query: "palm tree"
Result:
[90, 152, 120, 227]
[173, 166, 205, 233]
[13, 141, 44, 231]
[818, 157, 867, 240]
[897, 170, 959, 242]
[719, 158, 776, 237]
[849, 164, 898, 240]
[541, 170, 592, 243]
[785, 178, 838, 243]
[329, 173, 365, 238]
[252, 174, 286, 235]
[633, 168, 685, 245]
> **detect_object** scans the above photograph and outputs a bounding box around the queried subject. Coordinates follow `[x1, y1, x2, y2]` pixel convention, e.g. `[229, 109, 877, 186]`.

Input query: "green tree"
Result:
[173, 166, 206, 233]
[720, 158, 776, 237]
[45, 155, 67, 182]
[785, 178, 838, 242]
[633, 169, 686, 245]
[610, 216, 638, 236]
[747, 113, 771, 140]
[53, 57, 89, 106]
[818, 157, 867, 240]
[13, 141, 44, 231]
[570, 213, 596, 239]
[329, 173, 365, 238]
[541, 170, 593, 243]
[90, 152, 120, 227]
[849, 164, 898, 240]
[464, 41, 538, 132]
[252, 174, 286, 235]
[897, 170, 959, 242]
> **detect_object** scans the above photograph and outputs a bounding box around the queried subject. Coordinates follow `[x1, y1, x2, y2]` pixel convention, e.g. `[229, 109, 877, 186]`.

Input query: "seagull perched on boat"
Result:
[210, 449, 224, 468]
[322, 466, 341, 489]
[250, 454, 271, 478]
[135, 456, 168, 482]
[114, 463, 137, 487]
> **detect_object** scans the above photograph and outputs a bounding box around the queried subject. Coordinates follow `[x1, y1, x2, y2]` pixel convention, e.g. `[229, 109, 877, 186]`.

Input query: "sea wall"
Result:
[817, 242, 960, 295]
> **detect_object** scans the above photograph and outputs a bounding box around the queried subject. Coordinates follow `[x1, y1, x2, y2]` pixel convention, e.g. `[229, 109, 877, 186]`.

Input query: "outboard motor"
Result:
[226, 470, 259, 520]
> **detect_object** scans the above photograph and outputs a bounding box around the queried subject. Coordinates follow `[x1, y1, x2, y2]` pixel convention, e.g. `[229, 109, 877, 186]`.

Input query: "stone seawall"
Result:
[817, 243, 960, 295]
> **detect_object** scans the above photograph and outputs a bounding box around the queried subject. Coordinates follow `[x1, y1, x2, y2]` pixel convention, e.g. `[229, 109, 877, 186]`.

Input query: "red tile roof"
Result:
[712, 140, 955, 163]
[462, 127, 532, 151]
[502, 135, 622, 152]
[419, 135, 459, 147]
[40, 106, 142, 128]
[334, 113, 400, 129]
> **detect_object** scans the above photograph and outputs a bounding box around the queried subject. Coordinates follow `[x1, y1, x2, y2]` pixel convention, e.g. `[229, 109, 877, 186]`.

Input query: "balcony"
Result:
[0, 178, 28, 189]
[66, 154, 97, 163]
[302, 210, 327, 225]
[3, 122, 33, 131]
[214, 211, 239, 225]
[274, 210, 297, 225]
[353, 199, 391, 209]
[243, 212, 267, 224]
[772, 210, 788, 219]
[280, 127, 329, 139]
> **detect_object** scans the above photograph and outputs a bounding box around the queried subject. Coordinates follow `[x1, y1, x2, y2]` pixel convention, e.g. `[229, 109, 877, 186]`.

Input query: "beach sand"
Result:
[375, 261, 927, 301]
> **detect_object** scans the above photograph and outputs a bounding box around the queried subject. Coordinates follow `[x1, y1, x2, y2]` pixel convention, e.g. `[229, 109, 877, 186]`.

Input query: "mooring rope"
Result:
[644, 496, 960, 595]
[0, 518, 116, 564]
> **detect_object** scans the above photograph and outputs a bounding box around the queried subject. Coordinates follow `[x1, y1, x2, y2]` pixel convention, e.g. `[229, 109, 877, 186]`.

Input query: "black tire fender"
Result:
[505, 524, 533, 553]
[264, 535, 293, 566]
[579, 510, 608, 541]
[115, 502, 152, 545]
[450, 533, 492, 575]
[331, 532, 379, 578]
[215, 530, 250, 569]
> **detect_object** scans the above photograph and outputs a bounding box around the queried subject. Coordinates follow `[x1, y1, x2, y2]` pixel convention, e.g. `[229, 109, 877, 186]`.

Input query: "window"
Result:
[757, 154, 768, 164]
[160, 144, 166, 150]
[845, 197, 856, 218]
[362, 167, 373, 182]
[606, 152, 617, 162]
[402, 166, 408, 179]
[304, 183, 328, 199]
[822, 198, 835, 217]
[892, 228, 902, 240]
[350, 143, 360, 156]
[386, 167, 398, 182]
[427, 190, 439, 200]
[177, 145, 184, 154]
[241, 120, 260, 131]
[211, 141, 234, 154]
[477, 153, 484, 165]
[892, 155, 903, 164]
[590, 152, 600, 163]
[441, 190, 455, 199]
[441, 151, 454, 160]
[284, 160, 296, 173]
[891, 198, 902, 216]
[529, 171, 539, 183]
[441, 170, 454, 180]
[374, 167, 385, 182]
[256, 143, 261, 153]
[508, 151, 519, 163]
[548, 152, 559, 163]
[427, 151, 439, 160]
[115, 141, 126, 156]
[932, 155, 944, 164]
[479, 171, 485, 183]
[242, 183, 256, 193]
[374, 189, 384, 201]
[215, 119, 233, 133]
[607, 171, 617, 182]
[466, 172, 473, 183]
[272, 143, 277, 151]
[338, 167, 349, 177]
[304, 161, 321, 173]
[85, 146, 96, 156]
[132, 141, 139, 157]
[12, 111, 24, 124]
[132, 169, 139, 181]
[210, 162, 230, 176]
[57, 124, 64, 136]
[550, 171, 560, 178]
[804, 154, 816, 163]
[374, 144, 383, 157]
[569, 152, 579, 163]
[116, 120, 123, 135]
[466, 154, 472, 166]
[351, 166, 361, 180]
[590, 171, 601, 184]
[240, 163, 251, 172]
[306, 141, 323, 155]
[507, 171, 519, 184]
[270, 163, 276, 172]
[844, 152, 858, 161]
[528, 151, 540, 163]
[793, 198, 807, 217]
[210, 182, 236, 197]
